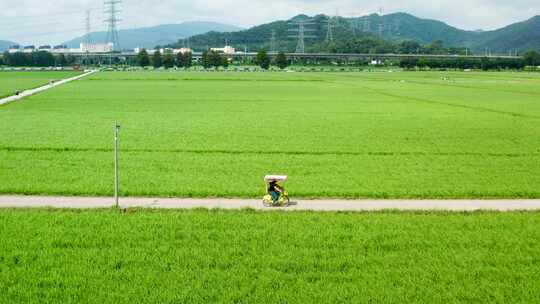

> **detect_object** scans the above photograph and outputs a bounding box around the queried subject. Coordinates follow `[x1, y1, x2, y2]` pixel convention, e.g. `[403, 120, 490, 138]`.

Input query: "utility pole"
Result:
[114, 123, 121, 208]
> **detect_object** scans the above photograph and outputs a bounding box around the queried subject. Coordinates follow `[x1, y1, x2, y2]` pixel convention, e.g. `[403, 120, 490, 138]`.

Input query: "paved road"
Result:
[1, 196, 539, 211]
[0, 70, 97, 106]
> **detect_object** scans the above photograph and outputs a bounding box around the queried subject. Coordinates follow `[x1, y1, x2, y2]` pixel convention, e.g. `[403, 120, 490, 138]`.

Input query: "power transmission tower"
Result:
[378, 7, 384, 37]
[84, 9, 92, 65]
[270, 30, 277, 53]
[325, 15, 335, 43]
[288, 20, 316, 53]
[363, 17, 371, 33]
[104, 0, 121, 51]
[85, 10, 92, 46]
[348, 12, 364, 36]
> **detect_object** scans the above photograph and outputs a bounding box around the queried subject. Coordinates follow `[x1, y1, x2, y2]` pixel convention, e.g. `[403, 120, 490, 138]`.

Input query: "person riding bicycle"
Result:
[268, 180, 284, 203]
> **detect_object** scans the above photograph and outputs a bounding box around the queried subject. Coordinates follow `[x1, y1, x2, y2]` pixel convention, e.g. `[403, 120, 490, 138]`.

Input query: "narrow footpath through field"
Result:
[1, 195, 540, 211]
[0, 70, 97, 106]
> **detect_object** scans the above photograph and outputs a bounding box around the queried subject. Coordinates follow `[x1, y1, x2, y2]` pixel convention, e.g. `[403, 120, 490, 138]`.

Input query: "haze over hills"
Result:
[173, 13, 540, 54]
[0, 40, 18, 52]
[63, 21, 242, 50]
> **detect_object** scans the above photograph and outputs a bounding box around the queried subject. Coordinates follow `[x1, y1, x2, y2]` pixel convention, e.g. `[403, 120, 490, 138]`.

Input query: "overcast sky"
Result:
[1, 0, 539, 45]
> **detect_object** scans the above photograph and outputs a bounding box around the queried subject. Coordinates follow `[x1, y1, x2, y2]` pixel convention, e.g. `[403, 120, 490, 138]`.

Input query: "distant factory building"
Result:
[135, 47, 193, 55]
[80, 43, 114, 53]
[8, 45, 20, 53]
[210, 45, 236, 55]
[23, 46, 35, 53]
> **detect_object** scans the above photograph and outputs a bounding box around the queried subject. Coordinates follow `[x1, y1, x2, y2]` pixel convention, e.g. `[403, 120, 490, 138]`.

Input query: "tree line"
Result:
[136, 49, 193, 69]
[1, 51, 76, 67]
[136, 48, 290, 70]
[399, 50, 540, 70]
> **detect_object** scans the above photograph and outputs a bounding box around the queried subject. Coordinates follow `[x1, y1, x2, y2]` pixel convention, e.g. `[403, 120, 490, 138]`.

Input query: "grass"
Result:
[1, 70, 539, 198]
[0, 71, 81, 99]
[0, 209, 538, 303]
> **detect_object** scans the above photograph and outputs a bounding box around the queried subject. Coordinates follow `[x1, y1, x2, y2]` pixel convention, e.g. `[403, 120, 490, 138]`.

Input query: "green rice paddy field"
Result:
[1, 71, 539, 198]
[0, 71, 80, 98]
[0, 209, 539, 303]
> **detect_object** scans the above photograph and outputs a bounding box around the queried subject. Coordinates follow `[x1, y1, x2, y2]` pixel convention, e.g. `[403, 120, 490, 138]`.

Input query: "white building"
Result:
[210, 45, 235, 55]
[80, 43, 114, 53]
[134, 47, 193, 55]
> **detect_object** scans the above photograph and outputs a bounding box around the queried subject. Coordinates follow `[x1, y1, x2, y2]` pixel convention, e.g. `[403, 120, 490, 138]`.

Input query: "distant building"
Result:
[211, 45, 235, 55]
[38, 45, 52, 51]
[80, 43, 114, 53]
[23, 46, 35, 53]
[8, 45, 20, 53]
[135, 47, 193, 55]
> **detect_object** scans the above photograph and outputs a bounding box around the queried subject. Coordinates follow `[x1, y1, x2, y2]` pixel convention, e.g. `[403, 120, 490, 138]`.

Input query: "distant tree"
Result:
[523, 50, 540, 66]
[426, 40, 445, 54]
[210, 51, 222, 67]
[201, 51, 211, 68]
[201, 50, 230, 69]
[176, 51, 192, 68]
[137, 48, 150, 67]
[32, 51, 55, 67]
[66, 55, 76, 65]
[255, 49, 271, 69]
[398, 40, 422, 54]
[220, 55, 229, 68]
[152, 50, 162, 68]
[55, 54, 67, 66]
[275, 52, 288, 69]
[163, 50, 175, 69]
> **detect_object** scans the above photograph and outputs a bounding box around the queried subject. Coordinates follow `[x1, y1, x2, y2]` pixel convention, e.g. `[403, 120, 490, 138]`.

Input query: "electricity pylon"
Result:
[288, 20, 316, 53]
[104, 0, 121, 51]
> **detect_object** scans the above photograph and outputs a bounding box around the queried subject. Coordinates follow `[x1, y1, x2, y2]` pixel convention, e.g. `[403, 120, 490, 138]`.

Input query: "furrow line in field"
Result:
[356, 84, 540, 119]
[1, 146, 537, 158]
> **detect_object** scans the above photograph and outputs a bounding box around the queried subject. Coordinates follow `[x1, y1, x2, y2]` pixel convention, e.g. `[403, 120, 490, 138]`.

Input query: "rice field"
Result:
[0, 209, 539, 303]
[0, 71, 81, 98]
[0, 71, 539, 198]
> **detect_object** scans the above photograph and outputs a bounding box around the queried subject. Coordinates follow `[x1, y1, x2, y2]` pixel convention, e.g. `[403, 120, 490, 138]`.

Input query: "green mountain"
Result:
[466, 16, 540, 53]
[174, 13, 540, 54]
[0, 40, 18, 52]
[63, 21, 242, 50]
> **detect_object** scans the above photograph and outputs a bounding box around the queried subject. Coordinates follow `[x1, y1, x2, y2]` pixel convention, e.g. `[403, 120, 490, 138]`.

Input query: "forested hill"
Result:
[169, 13, 540, 54]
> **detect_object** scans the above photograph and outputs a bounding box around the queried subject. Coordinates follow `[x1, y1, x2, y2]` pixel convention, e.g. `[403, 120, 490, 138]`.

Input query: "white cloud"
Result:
[0, 0, 538, 45]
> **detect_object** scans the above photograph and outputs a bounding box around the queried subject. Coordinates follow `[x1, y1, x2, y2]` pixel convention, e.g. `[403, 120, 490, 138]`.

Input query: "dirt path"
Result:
[1, 195, 539, 211]
[0, 70, 98, 106]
